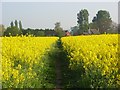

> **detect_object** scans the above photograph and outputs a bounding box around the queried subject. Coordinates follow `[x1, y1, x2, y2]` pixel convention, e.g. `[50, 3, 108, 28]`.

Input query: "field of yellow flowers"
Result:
[1, 36, 58, 88]
[1, 34, 120, 88]
[61, 34, 120, 88]
[0, 37, 1, 88]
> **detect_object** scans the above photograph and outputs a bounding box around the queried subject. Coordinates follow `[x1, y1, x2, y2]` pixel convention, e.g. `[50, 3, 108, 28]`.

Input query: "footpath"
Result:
[55, 38, 63, 90]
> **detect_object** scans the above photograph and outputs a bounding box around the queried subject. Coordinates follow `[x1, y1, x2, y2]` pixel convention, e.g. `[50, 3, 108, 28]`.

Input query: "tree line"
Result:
[1, 20, 56, 37]
[71, 9, 118, 35]
[0, 9, 119, 37]
[0, 20, 65, 37]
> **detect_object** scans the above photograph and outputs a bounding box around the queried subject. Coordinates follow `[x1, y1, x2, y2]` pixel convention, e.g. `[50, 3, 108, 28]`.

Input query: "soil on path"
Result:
[55, 39, 63, 90]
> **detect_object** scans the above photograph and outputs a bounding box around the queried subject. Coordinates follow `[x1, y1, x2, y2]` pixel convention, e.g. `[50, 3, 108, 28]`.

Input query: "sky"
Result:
[1, 1, 119, 30]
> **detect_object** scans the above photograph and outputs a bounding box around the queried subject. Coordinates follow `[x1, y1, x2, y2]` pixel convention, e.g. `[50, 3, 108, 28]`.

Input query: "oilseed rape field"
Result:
[1, 34, 120, 88]
[1, 36, 58, 88]
[61, 34, 120, 88]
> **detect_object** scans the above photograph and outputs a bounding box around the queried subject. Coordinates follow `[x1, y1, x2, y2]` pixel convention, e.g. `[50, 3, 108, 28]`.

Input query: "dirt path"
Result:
[55, 50, 62, 90]
[55, 39, 62, 90]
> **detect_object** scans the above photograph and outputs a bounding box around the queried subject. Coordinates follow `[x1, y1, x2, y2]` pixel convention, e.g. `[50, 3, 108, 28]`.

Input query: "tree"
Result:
[15, 20, 18, 28]
[77, 9, 89, 34]
[4, 26, 21, 36]
[36, 31, 45, 36]
[107, 21, 118, 34]
[54, 22, 64, 37]
[89, 17, 98, 29]
[70, 26, 79, 35]
[92, 10, 112, 33]
[10, 21, 14, 28]
[0, 24, 5, 36]
[19, 20, 23, 35]
[19, 20, 22, 30]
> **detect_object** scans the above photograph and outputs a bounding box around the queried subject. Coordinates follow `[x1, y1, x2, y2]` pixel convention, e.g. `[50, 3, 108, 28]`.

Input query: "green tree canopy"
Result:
[92, 10, 112, 33]
[4, 26, 22, 36]
[36, 31, 45, 36]
[54, 22, 64, 37]
[15, 20, 18, 28]
[10, 21, 14, 28]
[19, 20, 22, 30]
[0, 24, 5, 36]
[77, 9, 89, 34]
[70, 26, 79, 35]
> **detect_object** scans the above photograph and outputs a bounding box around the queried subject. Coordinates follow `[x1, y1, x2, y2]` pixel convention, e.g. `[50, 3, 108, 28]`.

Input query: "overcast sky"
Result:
[1, 1, 119, 30]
